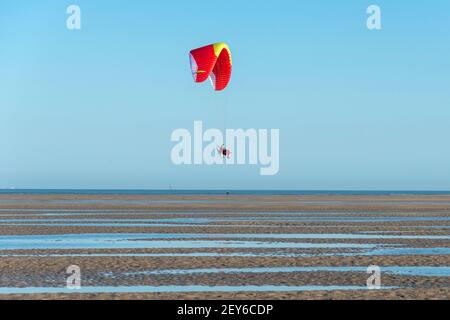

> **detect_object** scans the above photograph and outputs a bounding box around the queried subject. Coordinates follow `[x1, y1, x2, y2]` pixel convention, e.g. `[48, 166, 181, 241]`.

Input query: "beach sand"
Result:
[0, 193, 449, 299]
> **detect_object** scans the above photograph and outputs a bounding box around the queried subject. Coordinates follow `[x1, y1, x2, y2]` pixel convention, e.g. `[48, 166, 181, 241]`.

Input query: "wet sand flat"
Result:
[0, 193, 449, 299]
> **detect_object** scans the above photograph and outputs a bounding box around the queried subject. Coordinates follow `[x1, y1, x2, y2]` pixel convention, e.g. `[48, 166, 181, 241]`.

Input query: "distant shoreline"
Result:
[1, 189, 450, 196]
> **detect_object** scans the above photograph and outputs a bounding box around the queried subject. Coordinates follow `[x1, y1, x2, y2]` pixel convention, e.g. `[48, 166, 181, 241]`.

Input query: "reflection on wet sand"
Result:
[0, 285, 390, 295]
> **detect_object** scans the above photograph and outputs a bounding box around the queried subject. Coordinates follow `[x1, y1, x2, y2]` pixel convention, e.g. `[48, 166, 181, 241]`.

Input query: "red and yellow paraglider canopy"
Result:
[189, 42, 232, 91]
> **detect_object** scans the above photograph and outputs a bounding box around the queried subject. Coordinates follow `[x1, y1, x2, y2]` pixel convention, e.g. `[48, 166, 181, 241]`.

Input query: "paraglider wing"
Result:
[189, 42, 232, 91]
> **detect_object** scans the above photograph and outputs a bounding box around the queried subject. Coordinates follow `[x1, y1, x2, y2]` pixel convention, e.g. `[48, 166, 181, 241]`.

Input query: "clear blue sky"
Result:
[1, 0, 450, 190]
